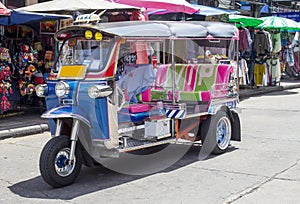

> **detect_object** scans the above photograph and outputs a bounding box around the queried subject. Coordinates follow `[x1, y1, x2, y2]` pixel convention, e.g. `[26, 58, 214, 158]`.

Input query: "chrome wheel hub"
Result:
[55, 148, 76, 177]
[216, 116, 231, 150]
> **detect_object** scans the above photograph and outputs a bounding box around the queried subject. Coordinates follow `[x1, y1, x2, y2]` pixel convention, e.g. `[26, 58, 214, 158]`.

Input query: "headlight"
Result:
[55, 81, 70, 98]
[35, 84, 48, 97]
[88, 85, 113, 98]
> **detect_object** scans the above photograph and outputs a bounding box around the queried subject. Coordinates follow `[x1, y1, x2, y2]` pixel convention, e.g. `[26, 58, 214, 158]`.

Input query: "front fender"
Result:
[42, 105, 91, 127]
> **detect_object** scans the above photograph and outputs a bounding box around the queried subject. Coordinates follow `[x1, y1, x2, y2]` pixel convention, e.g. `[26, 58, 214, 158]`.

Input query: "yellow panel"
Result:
[59, 65, 87, 79]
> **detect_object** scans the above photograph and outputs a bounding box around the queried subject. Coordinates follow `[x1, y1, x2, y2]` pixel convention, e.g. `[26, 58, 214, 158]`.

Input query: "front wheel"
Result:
[201, 111, 232, 155]
[39, 135, 82, 188]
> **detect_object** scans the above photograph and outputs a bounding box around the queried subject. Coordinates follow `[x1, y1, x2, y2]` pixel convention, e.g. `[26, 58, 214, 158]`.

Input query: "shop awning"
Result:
[194, 4, 239, 16]
[0, 10, 72, 26]
[148, 4, 239, 16]
[0, 2, 10, 16]
[105, 0, 199, 15]
[228, 14, 264, 27]
[257, 16, 300, 31]
[16, 0, 139, 12]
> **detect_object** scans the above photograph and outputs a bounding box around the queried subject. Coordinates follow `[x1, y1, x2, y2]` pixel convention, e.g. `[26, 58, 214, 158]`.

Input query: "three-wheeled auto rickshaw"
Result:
[36, 16, 241, 187]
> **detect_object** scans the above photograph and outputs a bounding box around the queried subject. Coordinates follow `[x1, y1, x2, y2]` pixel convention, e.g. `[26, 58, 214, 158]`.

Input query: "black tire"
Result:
[39, 135, 82, 188]
[201, 111, 232, 155]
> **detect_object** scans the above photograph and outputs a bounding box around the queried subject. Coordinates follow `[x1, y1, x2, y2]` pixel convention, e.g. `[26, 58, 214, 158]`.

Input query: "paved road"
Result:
[1, 89, 300, 203]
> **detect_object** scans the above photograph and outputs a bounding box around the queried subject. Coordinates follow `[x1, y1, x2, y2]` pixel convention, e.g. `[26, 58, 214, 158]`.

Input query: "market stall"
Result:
[0, 10, 72, 114]
[257, 16, 300, 81]
[0, 0, 140, 114]
[228, 14, 300, 87]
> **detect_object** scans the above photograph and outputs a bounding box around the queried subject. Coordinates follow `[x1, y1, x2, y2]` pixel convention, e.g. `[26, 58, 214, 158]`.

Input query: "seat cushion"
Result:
[125, 104, 150, 113]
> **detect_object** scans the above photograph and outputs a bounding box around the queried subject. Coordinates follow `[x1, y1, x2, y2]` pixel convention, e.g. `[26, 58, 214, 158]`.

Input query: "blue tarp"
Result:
[236, 1, 269, 14]
[192, 4, 240, 16]
[0, 10, 72, 26]
[273, 12, 300, 22]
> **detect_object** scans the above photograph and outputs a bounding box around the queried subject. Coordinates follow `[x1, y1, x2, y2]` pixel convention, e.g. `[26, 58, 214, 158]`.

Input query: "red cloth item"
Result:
[130, 10, 145, 21]
[0, 2, 10, 16]
[130, 10, 149, 64]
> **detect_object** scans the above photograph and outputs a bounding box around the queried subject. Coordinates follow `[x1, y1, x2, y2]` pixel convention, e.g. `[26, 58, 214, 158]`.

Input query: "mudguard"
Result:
[41, 105, 91, 127]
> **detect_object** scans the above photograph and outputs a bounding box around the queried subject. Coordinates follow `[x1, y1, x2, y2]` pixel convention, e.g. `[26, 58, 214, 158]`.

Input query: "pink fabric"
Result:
[201, 91, 211, 102]
[213, 64, 233, 98]
[126, 104, 150, 113]
[141, 88, 151, 102]
[167, 90, 179, 101]
[154, 64, 170, 89]
[184, 64, 198, 92]
[215, 64, 232, 84]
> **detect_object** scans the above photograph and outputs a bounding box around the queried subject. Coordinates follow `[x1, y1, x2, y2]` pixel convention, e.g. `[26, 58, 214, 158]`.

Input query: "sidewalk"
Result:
[0, 106, 49, 139]
[239, 78, 300, 100]
[1, 78, 300, 140]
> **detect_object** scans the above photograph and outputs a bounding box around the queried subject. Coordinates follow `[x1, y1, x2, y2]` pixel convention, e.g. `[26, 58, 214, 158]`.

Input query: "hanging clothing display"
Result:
[253, 30, 272, 56]
[267, 31, 282, 84]
[230, 27, 253, 86]
[254, 63, 266, 86]
[251, 30, 273, 86]
[282, 44, 294, 67]
[238, 58, 249, 85]
[238, 27, 252, 53]
[271, 31, 282, 54]
[267, 57, 281, 83]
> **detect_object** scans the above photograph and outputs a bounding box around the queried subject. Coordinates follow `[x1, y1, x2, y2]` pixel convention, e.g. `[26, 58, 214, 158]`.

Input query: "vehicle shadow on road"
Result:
[9, 145, 237, 200]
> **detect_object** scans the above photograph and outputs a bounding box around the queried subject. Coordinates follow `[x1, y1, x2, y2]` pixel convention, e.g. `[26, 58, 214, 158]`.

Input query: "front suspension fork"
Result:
[55, 119, 79, 164]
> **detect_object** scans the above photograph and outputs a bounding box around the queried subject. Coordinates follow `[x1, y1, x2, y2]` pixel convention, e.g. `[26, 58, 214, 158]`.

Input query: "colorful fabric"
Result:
[271, 32, 282, 53]
[254, 63, 266, 86]
[151, 63, 232, 102]
[117, 64, 156, 103]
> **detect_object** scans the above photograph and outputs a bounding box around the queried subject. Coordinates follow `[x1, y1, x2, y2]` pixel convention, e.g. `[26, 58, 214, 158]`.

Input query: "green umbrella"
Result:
[257, 16, 300, 31]
[228, 14, 263, 27]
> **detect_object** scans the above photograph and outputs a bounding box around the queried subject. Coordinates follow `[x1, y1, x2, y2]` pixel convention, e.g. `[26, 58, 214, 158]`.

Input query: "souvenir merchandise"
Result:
[0, 47, 13, 113]
[13, 42, 40, 105]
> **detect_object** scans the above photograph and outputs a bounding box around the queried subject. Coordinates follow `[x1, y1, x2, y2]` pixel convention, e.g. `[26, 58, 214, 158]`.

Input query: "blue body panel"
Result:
[118, 108, 150, 123]
[42, 105, 90, 126]
[77, 82, 109, 140]
[44, 80, 110, 140]
[44, 81, 59, 135]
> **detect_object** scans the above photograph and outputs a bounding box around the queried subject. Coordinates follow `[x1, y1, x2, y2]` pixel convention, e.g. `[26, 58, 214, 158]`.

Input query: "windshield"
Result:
[57, 37, 115, 72]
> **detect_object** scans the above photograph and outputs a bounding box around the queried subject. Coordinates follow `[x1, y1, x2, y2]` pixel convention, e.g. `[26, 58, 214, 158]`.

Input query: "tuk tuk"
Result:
[36, 16, 241, 187]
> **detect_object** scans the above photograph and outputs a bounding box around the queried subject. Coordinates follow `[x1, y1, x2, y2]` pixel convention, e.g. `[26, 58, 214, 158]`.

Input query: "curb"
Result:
[239, 84, 300, 100]
[0, 124, 49, 140]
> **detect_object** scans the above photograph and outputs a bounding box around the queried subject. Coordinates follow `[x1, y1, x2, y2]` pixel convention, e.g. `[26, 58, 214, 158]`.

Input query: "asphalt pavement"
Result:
[1, 78, 300, 139]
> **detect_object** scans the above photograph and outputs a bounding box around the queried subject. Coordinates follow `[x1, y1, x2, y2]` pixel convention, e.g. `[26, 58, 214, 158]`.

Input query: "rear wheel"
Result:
[201, 111, 232, 155]
[39, 135, 82, 188]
